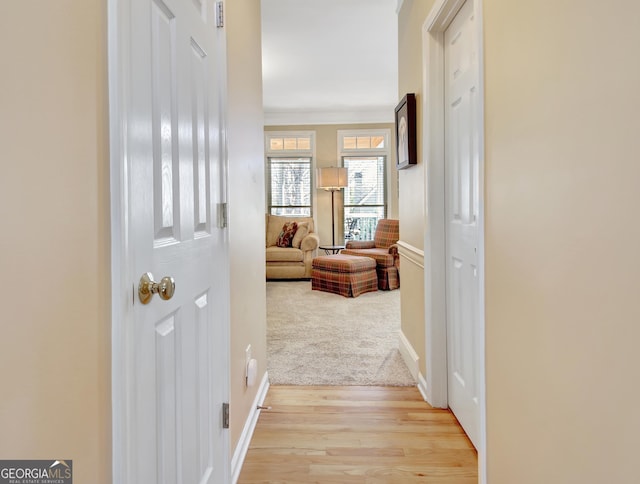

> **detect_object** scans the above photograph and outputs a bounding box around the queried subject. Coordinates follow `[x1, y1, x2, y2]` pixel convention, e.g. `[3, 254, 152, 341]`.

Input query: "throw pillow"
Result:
[291, 222, 309, 248]
[276, 222, 298, 247]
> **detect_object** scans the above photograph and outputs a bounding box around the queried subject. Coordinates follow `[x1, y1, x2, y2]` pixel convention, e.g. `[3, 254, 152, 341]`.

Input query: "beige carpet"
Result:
[267, 281, 415, 386]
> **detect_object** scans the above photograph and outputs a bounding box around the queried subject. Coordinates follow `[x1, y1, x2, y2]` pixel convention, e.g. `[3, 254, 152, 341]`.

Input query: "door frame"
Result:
[107, 0, 132, 479]
[107, 0, 231, 481]
[421, 0, 486, 482]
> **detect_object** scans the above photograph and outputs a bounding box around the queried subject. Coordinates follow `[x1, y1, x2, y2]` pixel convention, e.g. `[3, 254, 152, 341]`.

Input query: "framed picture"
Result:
[394, 93, 417, 169]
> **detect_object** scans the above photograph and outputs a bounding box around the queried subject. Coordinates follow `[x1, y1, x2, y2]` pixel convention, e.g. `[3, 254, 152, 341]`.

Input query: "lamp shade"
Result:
[316, 167, 348, 190]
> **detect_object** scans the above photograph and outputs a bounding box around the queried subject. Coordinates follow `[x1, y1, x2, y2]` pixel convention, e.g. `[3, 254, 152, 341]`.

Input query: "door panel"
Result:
[155, 314, 178, 484]
[194, 292, 214, 481]
[445, 0, 481, 449]
[190, 39, 210, 236]
[151, 0, 179, 242]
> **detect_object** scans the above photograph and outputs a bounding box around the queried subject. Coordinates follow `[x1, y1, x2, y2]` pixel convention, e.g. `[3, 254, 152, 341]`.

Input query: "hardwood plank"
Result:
[238, 385, 478, 483]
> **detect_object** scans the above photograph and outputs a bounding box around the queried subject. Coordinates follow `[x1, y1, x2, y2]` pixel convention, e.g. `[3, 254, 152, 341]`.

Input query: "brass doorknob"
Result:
[138, 272, 175, 304]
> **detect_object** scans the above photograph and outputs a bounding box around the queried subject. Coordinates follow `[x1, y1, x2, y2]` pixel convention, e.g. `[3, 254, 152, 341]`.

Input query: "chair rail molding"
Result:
[397, 240, 424, 268]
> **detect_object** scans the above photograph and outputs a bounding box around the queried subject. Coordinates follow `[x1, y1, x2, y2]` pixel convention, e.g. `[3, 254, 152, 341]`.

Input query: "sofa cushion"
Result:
[266, 214, 314, 247]
[276, 222, 298, 247]
[266, 246, 304, 262]
[291, 222, 309, 248]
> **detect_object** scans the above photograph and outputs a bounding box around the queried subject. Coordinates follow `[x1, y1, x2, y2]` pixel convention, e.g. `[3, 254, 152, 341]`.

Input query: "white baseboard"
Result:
[230, 372, 270, 484]
[399, 331, 430, 403]
[417, 372, 428, 402]
[398, 330, 420, 381]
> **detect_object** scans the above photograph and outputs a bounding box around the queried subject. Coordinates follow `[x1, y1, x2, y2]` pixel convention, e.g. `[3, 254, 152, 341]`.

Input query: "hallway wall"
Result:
[226, 0, 269, 454]
[0, 2, 111, 482]
[483, 1, 640, 482]
[397, 0, 435, 377]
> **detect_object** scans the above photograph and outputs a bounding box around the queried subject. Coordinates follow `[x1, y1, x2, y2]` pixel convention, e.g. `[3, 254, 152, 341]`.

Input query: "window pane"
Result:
[371, 136, 385, 148]
[270, 138, 283, 150]
[344, 207, 385, 241]
[343, 156, 386, 242]
[297, 137, 311, 150]
[271, 207, 311, 217]
[343, 137, 357, 150]
[344, 156, 385, 205]
[268, 157, 311, 214]
[356, 137, 371, 149]
[283, 138, 297, 150]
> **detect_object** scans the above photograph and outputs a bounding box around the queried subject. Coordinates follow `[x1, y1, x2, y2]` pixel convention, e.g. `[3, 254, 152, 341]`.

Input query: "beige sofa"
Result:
[265, 214, 320, 279]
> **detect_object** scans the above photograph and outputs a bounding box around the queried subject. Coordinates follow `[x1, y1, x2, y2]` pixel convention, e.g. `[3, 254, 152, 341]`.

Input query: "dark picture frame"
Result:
[394, 93, 417, 169]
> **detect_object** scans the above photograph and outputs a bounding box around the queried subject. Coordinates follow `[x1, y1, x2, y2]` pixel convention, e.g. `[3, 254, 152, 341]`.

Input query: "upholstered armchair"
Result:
[340, 219, 400, 290]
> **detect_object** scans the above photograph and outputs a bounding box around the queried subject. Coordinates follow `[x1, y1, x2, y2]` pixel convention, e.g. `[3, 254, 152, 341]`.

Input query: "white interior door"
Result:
[444, 0, 481, 449]
[118, 0, 229, 482]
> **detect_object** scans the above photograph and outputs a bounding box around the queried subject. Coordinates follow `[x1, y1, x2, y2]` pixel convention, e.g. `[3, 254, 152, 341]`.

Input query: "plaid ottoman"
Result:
[311, 254, 378, 297]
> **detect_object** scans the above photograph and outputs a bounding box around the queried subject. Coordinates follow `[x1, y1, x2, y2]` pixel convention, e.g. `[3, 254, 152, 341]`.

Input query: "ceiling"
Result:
[261, 0, 399, 126]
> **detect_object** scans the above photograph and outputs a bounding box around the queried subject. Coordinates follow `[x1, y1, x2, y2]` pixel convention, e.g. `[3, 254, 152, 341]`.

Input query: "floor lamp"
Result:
[317, 167, 348, 247]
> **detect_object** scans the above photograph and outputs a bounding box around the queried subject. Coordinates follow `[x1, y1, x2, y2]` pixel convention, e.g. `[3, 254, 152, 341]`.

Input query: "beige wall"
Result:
[398, 0, 640, 481]
[0, 1, 111, 482]
[398, 0, 434, 250]
[226, 0, 268, 453]
[397, 0, 434, 376]
[484, 1, 640, 482]
[399, 258, 425, 375]
[265, 123, 397, 246]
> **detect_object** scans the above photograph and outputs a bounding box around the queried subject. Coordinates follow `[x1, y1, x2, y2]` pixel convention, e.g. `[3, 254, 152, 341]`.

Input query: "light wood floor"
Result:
[238, 385, 478, 483]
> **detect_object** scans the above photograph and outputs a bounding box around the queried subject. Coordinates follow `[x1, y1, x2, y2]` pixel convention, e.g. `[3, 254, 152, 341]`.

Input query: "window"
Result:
[338, 130, 390, 242]
[265, 131, 315, 216]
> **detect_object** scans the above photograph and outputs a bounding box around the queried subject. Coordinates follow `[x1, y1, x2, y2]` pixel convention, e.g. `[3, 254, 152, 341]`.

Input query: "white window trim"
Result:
[265, 130, 317, 220]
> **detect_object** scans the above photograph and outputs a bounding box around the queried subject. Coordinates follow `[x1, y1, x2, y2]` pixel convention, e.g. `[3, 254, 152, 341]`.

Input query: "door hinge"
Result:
[215, 1, 224, 28]
[217, 202, 228, 228]
[222, 402, 230, 429]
